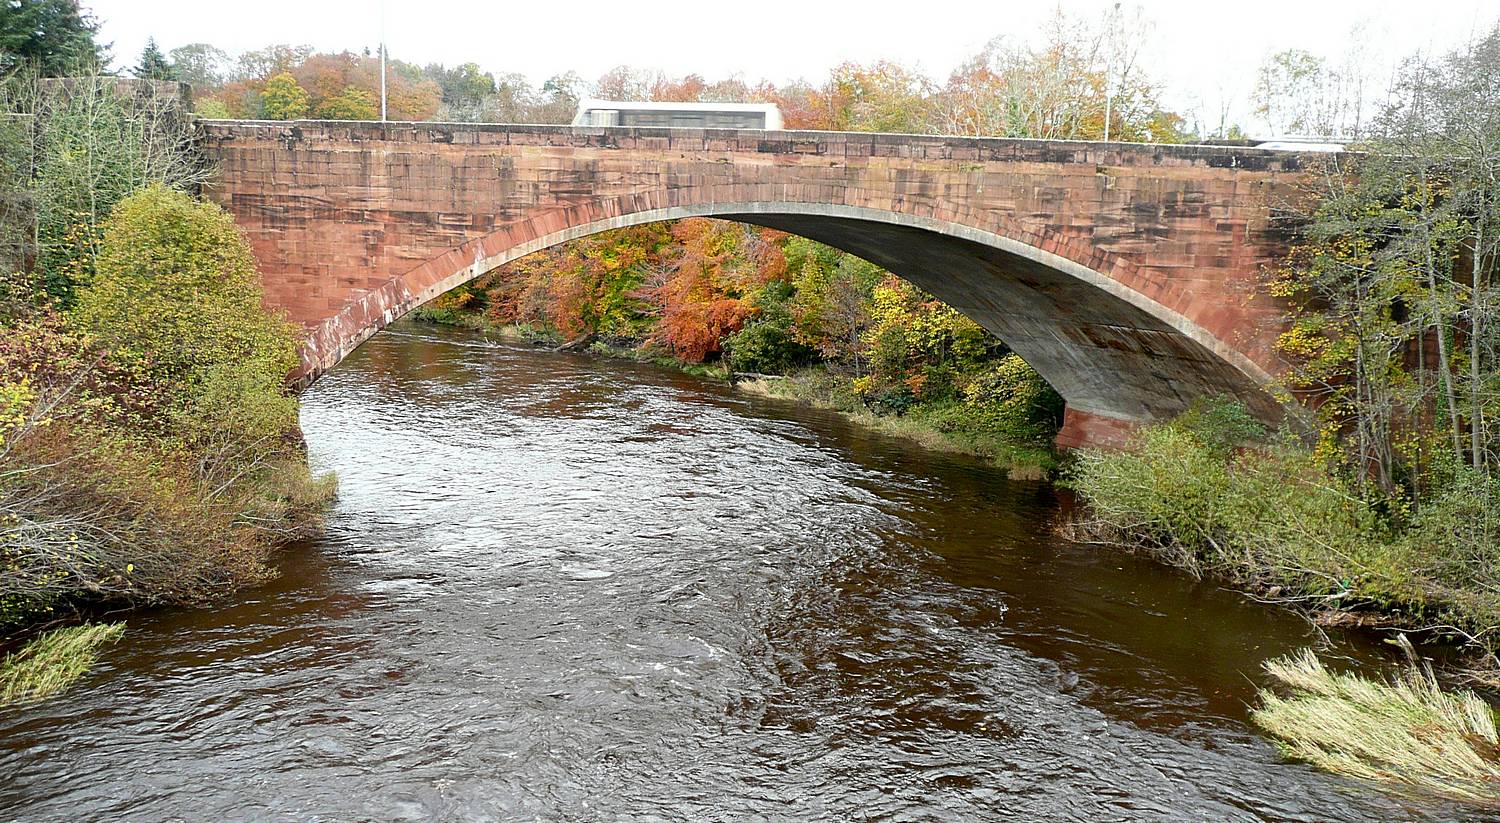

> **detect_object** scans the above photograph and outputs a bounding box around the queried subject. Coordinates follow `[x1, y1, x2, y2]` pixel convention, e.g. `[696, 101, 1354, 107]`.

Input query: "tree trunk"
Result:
[1472, 210, 1485, 471]
[1421, 186, 1464, 462]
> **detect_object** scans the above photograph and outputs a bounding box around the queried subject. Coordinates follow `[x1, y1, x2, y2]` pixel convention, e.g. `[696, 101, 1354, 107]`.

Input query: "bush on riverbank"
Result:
[736, 364, 1058, 477]
[0, 187, 333, 630]
[1065, 399, 1500, 662]
[1252, 646, 1500, 809]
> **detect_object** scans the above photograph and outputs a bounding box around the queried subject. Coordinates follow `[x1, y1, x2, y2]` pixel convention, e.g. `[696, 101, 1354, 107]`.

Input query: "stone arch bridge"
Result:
[198, 121, 1311, 448]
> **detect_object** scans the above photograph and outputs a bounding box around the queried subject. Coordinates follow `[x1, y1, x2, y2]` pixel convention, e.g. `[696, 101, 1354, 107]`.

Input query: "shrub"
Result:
[724, 317, 813, 374]
[73, 184, 300, 446]
[1401, 468, 1500, 630]
[720, 281, 812, 375]
[0, 186, 331, 627]
[957, 353, 1064, 442]
[1065, 423, 1397, 596]
[1067, 403, 1500, 654]
[0, 411, 280, 624]
[1172, 394, 1269, 456]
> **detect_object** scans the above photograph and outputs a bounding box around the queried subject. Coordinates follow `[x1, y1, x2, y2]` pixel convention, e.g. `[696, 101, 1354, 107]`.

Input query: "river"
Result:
[0, 323, 1465, 820]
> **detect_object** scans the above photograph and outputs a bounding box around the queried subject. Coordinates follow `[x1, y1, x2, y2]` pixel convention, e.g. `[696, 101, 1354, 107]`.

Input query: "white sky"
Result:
[86, 0, 1500, 131]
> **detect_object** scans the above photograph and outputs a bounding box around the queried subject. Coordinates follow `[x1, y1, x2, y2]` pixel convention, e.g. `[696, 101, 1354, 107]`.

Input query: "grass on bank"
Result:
[0, 622, 125, 706]
[735, 368, 1056, 479]
[1253, 646, 1500, 809]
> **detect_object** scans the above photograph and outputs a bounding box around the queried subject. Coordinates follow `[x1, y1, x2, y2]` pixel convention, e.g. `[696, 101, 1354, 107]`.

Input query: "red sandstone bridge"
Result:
[199, 120, 1311, 448]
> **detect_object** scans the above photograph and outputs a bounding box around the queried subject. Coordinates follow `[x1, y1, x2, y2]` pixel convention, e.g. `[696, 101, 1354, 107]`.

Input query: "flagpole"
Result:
[379, 0, 388, 121]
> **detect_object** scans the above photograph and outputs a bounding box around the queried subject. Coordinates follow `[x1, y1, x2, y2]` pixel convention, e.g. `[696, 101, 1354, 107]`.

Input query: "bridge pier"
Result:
[1054, 408, 1142, 450]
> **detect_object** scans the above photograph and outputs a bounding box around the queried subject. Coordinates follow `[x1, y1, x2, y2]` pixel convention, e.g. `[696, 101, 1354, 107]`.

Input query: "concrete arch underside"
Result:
[299, 202, 1282, 447]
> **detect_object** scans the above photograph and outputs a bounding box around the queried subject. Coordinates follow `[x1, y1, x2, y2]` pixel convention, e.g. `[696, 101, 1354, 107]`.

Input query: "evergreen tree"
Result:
[0, 0, 105, 76]
[134, 37, 177, 81]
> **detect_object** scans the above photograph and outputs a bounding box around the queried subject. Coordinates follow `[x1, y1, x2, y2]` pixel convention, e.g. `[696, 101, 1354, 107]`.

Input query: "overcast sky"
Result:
[85, 0, 1499, 131]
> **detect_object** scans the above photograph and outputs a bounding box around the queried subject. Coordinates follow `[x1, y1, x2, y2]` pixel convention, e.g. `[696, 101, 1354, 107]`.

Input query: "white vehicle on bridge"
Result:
[572, 99, 783, 130]
[1252, 136, 1345, 152]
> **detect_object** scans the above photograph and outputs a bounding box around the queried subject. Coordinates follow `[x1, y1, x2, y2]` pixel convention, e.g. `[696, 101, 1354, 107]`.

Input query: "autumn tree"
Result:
[532, 71, 585, 123]
[10, 69, 211, 302]
[313, 86, 377, 120]
[1252, 32, 1378, 140]
[1270, 23, 1500, 491]
[235, 44, 314, 82]
[650, 73, 707, 102]
[594, 65, 655, 101]
[813, 61, 936, 133]
[260, 72, 308, 120]
[430, 62, 495, 109]
[935, 9, 1176, 141]
[651, 221, 751, 361]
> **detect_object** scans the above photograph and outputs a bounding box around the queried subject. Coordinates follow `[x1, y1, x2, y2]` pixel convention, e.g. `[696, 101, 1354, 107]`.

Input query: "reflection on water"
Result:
[0, 323, 1460, 820]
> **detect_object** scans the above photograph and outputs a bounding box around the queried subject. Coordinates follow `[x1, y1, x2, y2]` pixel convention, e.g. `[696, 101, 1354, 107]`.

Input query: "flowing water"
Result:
[0, 323, 1469, 821]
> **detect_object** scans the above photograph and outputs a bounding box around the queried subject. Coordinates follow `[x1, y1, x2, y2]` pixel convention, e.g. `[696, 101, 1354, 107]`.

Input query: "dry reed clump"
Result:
[1252, 646, 1500, 809]
[0, 622, 125, 705]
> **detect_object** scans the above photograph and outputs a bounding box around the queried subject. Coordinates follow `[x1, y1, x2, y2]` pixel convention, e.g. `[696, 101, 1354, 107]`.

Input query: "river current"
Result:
[0, 323, 1463, 820]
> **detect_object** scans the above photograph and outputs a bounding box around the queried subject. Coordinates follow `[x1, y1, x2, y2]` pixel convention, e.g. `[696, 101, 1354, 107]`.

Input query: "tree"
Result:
[534, 71, 584, 123]
[9, 69, 211, 303]
[73, 185, 299, 438]
[134, 38, 176, 81]
[193, 97, 230, 118]
[234, 44, 313, 81]
[817, 61, 936, 133]
[168, 43, 230, 91]
[0, 0, 104, 76]
[1252, 38, 1376, 139]
[260, 72, 308, 120]
[594, 65, 654, 100]
[1270, 23, 1500, 488]
[935, 9, 1170, 141]
[432, 62, 495, 108]
[313, 86, 377, 120]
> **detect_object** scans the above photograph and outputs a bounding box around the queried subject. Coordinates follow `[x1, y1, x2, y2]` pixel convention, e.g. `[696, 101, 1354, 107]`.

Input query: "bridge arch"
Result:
[201, 121, 1306, 447]
[297, 197, 1281, 445]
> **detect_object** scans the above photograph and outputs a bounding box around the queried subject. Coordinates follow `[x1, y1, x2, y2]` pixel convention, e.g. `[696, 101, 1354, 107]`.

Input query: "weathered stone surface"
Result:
[199, 120, 1311, 447]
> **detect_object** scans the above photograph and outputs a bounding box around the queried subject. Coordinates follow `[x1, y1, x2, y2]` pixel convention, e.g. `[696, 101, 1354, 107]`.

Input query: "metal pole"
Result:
[1103, 2, 1119, 141]
[379, 0, 388, 121]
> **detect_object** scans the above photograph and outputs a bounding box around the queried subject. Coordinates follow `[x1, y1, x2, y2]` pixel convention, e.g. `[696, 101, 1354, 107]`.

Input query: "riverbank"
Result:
[731, 371, 1055, 479]
[0, 185, 335, 706]
[413, 312, 1060, 478]
[1064, 410, 1500, 677]
[1063, 403, 1500, 805]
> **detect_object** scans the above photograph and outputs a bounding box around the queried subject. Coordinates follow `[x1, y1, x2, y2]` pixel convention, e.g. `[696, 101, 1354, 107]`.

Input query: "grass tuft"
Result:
[0, 623, 126, 706]
[1252, 647, 1500, 809]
